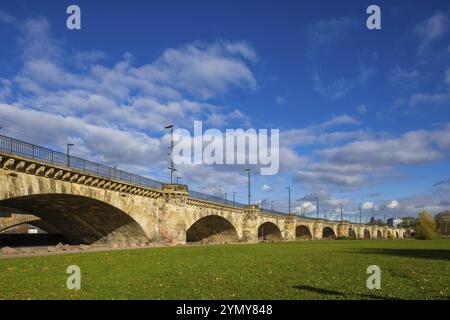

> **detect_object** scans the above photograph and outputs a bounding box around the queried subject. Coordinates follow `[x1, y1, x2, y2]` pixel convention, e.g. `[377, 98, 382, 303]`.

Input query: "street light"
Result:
[244, 168, 251, 205]
[67, 143, 74, 167]
[232, 192, 237, 207]
[113, 163, 118, 178]
[164, 124, 175, 184]
[359, 206, 362, 223]
[286, 187, 291, 214]
[316, 197, 319, 219]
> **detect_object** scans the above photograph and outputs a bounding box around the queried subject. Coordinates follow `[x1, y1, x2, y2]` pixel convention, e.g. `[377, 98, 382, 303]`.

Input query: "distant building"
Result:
[387, 218, 403, 228]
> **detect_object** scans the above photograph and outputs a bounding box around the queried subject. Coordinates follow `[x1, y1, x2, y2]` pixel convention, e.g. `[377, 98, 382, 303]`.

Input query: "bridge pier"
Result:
[158, 184, 188, 245]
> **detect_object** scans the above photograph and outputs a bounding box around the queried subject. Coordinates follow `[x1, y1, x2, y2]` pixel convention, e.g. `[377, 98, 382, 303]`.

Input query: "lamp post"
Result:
[286, 187, 291, 214]
[316, 197, 319, 219]
[164, 124, 175, 184]
[113, 163, 118, 178]
[340, 203, 343, 222]
[67, 143, 74, 167]
[232, 192, 236, 207]
[244, 168, 251, 205]
[359, 206, 362, 223]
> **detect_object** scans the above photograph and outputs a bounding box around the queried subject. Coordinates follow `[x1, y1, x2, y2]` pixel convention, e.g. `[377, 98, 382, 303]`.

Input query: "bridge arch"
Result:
[0, 194, 150, 245]
[186, 215, 239, 243]
[348, 228, 357, 239]
[377, 230, 383, 239]
[363, 229, 371, 239]
[296, 225, 312, 240]
[0, 170, 162, 244]
[396, 231, 399, 239]
[322, 227, 336, 240]
[258, 222, 282, 241]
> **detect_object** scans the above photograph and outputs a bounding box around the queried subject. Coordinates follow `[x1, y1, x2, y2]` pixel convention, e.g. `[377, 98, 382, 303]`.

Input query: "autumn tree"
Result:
[414, 211, 438, 240]
[435, 211, 450, 236]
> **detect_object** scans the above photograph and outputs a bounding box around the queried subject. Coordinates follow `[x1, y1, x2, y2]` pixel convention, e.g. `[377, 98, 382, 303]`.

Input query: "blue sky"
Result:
[0, 0, 449, 220]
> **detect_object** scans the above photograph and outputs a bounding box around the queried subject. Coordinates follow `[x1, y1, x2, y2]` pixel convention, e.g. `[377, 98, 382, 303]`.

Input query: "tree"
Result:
[435, 211, 450, 236]
[398, 217, 416, 229]
[414, 211, 438, 240]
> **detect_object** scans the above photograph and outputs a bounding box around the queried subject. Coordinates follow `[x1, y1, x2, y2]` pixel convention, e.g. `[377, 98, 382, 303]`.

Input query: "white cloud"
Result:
[313, 66, 374, 100]
[155, 42, 257, 99]
[313, 73, 353, 99]
[361, 202, 375, 210]
[387, 200, 399, 209]
[319, 114, 361, 129]
[409, 93, 450, 107]
[356, 104, 368, 114]
[306, 17, 357, 51]
[416, 12, 449, 53]
[390, 66, 419, 89]
[261, 184, 274, 192]
[0, 9, 15, 24]
[275, 96, 286, 105]
[320, 130, 442, 167]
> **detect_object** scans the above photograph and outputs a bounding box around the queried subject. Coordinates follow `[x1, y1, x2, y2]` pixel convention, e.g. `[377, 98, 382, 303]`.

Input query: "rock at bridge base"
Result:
[1, 246, 18, 255]
[20, 248, 34, 254]
[79, 244, 91, 250]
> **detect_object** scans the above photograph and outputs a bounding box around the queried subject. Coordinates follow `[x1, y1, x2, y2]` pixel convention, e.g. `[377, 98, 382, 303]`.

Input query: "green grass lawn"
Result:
[0, 239, 449, 300]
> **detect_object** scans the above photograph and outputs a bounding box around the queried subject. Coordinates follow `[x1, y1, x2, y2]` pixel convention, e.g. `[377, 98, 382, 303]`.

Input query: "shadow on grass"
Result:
[292, 285, 400, 300]
[354, 248, 450, 261]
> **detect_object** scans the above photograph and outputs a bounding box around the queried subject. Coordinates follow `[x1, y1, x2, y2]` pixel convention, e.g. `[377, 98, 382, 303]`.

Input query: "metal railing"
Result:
[0, 135, 163, 190]
[189, 190, 248, 208]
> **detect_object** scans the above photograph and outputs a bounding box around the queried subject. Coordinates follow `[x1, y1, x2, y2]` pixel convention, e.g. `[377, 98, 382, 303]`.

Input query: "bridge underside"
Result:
[296, 225, 312, 240]
[258, 222, 282, 241]
[0, 194, 149, 245]
[186, 215, 239, 243]
[322, 227, 336, 240]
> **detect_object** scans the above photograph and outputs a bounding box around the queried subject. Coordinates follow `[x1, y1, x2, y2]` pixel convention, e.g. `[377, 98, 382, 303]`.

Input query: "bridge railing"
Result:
[0, 135, 163, 190]
[189, 190, 248, 208]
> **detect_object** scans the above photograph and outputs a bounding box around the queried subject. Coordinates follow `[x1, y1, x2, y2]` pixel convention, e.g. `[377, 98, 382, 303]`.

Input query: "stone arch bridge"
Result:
[0, 151, 405, 245]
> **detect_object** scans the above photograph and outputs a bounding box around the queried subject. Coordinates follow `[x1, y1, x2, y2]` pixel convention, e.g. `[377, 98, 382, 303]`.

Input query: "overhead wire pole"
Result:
[164, 124, 175, 184]
[359, 206, 362, 223]
[66, 143, 74, 168]
[316, 197, 319, 219]
[286, 187, 291, 214]
[232, 192, 236, 207]
[244, 168, 251, 206]
[340, 203, 343, 222]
